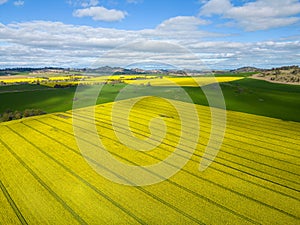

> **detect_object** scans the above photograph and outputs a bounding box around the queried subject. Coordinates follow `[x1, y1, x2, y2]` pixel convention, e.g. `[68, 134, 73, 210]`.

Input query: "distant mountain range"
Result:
[229, 66, 264, 73]
[1, 65, 299, 76]
[84, 66, 200, 76]
[0, 66, 207, 76]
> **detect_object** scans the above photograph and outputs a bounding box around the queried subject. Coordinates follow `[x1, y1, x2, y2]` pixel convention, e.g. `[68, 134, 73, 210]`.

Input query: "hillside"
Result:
[252, 66, 300, 84]
[230, 67, 263, 73]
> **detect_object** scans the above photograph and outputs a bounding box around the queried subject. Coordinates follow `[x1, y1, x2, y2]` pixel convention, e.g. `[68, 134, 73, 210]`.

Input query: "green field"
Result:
[213, 72, 257, 77]
[1, 77, 300, 122]
[0, 84, 125, 114]
[0, 84, 51, 92]
[189, 78, 300, 122]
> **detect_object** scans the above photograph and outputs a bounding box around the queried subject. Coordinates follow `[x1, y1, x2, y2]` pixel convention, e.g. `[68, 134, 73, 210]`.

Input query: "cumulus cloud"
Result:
[0, 0, 8, 5]
[14, 0, 24, 6]
[157, 16, 209, 31]
[200, 0, 300, 31]
[73, 6, 127, 21]
[151, 16, 219, 42]
[0, 19, 299, 69]
[200, 0, 232, 15]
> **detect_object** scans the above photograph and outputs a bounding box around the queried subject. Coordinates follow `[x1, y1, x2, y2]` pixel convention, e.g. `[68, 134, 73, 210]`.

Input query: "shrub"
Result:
[23, 109, 33, 117]
[23, 109, 46, 117]
[1, 112, 13, 122]
[14, 111, 23, 120]
[0, 108, 47, 122]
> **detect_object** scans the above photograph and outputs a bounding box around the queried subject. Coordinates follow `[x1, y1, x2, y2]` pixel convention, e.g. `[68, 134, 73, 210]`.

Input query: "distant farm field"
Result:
[2, 76, 300, 122]
[0, 97, 299, 224]
[124, 76, 243, 86]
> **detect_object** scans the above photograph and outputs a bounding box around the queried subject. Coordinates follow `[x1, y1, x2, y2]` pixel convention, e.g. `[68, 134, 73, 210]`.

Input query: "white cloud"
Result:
[14, 0, 24, 6]
[0, 0, 8, 5]
[0, 19, 299, 69]
[126, 0, 143, 3]
[73, 6, 127, 21]
[67, 0, 98, 7]
[200, 0, 232, 16]
[200, 0, 300, 31]
[81, 0, 98, 7]
[150, 16, 219, 42]
[157, 16, 209, 31]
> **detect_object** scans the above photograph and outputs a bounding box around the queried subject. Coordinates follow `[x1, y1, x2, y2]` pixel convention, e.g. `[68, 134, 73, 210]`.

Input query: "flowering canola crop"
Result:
[0, 97, 299, 224]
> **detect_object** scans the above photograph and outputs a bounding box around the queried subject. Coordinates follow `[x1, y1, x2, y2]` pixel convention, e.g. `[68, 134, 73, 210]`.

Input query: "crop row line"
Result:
[68, 113, 300, 191]
[42, 115, 300, 202]
[111, 97, 300, 152]
[71, 108, 300, 182]
[0, 136, 88, 225]
[6, 123, 204, 225]
[21, 120, 260, 224]
[33, 117, 300, 220]
[112, 96, 300, 136]
[114, 95, 300, 142]
[3, 126, 149, 225]
[90, 105, 300, 176]
[0, 179, 28, 225]
[92, 100, 300, 156]
[87, 106, 300, 169]
[169, 95, 300, 134]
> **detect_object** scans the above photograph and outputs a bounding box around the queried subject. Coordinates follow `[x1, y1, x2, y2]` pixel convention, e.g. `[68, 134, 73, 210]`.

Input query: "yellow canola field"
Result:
[87, 75, 158, 80]
[0, 75, 85, 84]
[45, 76, 86, 81]
[0, 75, 242, 87]
[125, 76, 244, 86]
[82, 75, 241, 87]
[40, 75, 160, 87]
[0, 97, 299, 224]
[0, 77, 42, 84]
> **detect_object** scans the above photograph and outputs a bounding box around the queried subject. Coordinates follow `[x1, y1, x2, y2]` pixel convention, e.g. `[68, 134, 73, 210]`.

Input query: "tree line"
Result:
[0, 109, 46, 122]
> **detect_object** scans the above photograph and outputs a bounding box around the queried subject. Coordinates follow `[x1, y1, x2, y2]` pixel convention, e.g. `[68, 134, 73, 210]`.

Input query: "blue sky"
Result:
[0, 0, 300, 69]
